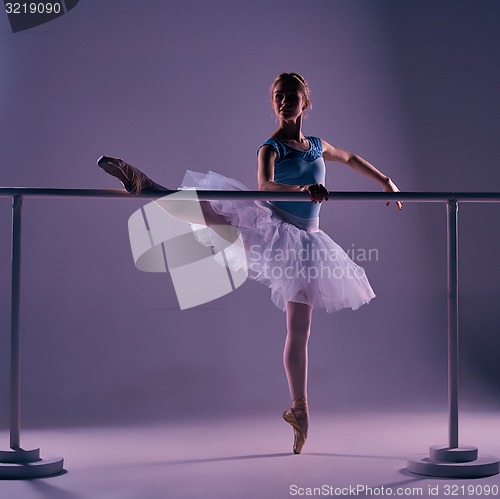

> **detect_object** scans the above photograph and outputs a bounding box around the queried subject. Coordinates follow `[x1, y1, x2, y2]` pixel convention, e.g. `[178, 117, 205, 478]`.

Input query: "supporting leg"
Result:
[282, 301, 312, 453]
[283, 301, 312, 406]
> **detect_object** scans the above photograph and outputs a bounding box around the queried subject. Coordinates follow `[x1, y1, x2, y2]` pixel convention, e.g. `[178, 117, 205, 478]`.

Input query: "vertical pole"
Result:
[10, 194, 23, 450]
[447, 199, 459, 449]
[0, 193, 64, 477]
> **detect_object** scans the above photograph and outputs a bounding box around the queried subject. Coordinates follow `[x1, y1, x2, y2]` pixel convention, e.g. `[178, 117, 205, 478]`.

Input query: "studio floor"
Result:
[0, 412, 499, 499]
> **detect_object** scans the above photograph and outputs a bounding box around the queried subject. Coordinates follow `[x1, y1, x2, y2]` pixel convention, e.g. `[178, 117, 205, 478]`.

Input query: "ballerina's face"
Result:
[272, 82, 306, 122]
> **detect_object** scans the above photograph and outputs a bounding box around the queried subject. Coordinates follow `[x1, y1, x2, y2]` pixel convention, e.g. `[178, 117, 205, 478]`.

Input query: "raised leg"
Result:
[97, 156, 168, 194]
[97, 156, 235, 240]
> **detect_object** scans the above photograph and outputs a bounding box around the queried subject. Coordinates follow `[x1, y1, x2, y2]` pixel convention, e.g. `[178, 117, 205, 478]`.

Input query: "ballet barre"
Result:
[1, 187, 500, 479]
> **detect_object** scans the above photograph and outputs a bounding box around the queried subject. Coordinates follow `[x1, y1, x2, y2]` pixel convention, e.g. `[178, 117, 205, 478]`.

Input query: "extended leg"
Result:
[97, 155, 167, 194]
[97, 156, 234, 240]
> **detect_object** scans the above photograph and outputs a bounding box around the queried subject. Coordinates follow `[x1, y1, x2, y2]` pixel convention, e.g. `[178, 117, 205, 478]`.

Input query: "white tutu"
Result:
[180, 170, 376, 313]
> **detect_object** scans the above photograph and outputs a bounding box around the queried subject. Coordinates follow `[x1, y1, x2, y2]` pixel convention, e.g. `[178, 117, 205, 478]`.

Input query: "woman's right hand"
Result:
[383, 178, 403, 210]
[302, 183, 329, 203]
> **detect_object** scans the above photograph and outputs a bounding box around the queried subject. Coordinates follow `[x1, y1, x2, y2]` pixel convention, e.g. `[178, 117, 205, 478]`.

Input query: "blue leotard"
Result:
[257, 136, 326, 220]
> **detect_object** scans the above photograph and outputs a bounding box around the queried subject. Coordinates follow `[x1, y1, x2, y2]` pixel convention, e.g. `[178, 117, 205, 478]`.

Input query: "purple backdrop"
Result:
[1, 0, 499, 428]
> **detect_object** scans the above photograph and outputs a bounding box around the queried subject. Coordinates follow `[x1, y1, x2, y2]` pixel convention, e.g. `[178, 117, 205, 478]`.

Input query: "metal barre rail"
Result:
[2, 187, 500, 201]
[1, 187, 499, 478]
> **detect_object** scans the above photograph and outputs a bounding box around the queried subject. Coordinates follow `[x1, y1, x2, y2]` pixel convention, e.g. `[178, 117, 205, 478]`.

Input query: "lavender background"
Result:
[0, 0, 499, 429]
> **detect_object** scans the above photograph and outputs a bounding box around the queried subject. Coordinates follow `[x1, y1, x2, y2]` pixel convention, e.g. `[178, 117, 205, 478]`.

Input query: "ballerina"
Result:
[98, 72, 402, 454]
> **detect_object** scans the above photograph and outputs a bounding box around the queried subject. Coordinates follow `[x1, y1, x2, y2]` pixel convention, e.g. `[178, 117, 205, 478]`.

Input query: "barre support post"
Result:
[448, 199, 459, 449]
[0, 195, 64, 478]
[10, 194, 22, 450]
[407, 199, 499, 477]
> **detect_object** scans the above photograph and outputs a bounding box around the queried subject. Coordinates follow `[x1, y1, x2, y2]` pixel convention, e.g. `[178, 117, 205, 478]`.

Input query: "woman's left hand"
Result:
[383, 179, 403, 210]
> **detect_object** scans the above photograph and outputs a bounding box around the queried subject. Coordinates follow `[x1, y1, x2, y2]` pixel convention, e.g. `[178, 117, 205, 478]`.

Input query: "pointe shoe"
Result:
[97, 155, 154, 194]
[283, 400, 308, 454]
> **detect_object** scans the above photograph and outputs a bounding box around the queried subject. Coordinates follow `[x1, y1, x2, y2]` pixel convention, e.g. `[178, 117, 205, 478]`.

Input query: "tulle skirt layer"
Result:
[180, 170, 376, 313]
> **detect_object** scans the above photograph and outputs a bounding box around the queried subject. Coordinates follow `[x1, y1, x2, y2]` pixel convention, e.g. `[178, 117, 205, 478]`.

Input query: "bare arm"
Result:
[257, 145, 328, 202]
[257, 145, 304, 192]
[321, 139, 402, 209]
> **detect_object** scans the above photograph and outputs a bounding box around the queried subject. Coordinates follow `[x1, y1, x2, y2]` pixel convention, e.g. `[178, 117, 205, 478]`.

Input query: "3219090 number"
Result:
[5, 3, 61, 14]
[444, 484, 499, 496]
